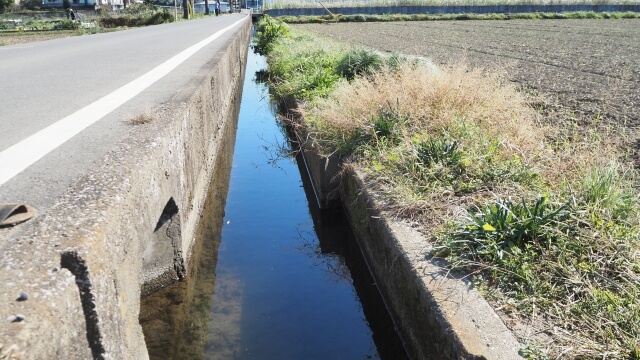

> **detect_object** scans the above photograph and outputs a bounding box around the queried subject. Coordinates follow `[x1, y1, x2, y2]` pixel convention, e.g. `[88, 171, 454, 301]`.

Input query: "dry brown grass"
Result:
[303, 61, 546, 160]
[127, 113, 153, 125]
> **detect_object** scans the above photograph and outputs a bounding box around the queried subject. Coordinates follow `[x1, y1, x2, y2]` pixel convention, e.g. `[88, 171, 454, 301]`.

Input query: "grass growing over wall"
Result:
[260, 16, 640, 359]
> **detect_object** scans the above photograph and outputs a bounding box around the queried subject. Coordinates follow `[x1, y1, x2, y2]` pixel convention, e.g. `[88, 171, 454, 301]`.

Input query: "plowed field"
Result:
[295, 19, 640, 131]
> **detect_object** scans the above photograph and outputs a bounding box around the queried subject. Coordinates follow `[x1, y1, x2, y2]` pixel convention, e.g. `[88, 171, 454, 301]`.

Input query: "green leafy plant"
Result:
[55, 19, 80, 30]
[436, 196, 570, 265]
[266, 33, 343, 101]
[370, 103, 405, 144]
[579, 161, 636, 220]
[252, 14, 290, 56]
[414, 138, 462, 168]
[335, 48, 383, 81]
[519, 342, 550, 360]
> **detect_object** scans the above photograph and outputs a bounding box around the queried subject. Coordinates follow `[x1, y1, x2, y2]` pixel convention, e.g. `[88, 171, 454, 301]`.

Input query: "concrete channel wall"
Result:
[265, 4, 640, 17]
[0, 18, 252, 360]
[299, 141, 522, 359]
[341, 172, 522, 359]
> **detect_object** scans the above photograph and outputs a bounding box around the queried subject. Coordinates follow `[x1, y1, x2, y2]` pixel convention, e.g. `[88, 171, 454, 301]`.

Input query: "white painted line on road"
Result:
[0, 16, 247, 187]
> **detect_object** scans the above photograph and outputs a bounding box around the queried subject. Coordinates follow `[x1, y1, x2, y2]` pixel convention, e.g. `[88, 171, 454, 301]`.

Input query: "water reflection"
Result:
[293, 144, 408, 360]
[140, 43, 407, 360]
[138, 74, 240, 360]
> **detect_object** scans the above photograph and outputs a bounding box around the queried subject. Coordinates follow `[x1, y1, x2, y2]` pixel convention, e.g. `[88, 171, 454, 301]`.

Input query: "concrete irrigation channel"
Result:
[8, 13, 635, 360]
[295, 127, 522, 359]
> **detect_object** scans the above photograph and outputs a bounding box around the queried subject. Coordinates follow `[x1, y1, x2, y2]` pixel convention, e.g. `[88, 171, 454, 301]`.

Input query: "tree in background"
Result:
[63, 0, 71, 17]
[0, 0, 13, 13]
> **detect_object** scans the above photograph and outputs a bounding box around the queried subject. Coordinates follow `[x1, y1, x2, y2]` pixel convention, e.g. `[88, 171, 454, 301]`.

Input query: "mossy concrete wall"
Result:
[0, 17, 252, 360]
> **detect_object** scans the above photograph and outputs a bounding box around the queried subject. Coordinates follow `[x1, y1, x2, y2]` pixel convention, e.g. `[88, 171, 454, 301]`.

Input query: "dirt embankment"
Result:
[295, 19, 640, 133]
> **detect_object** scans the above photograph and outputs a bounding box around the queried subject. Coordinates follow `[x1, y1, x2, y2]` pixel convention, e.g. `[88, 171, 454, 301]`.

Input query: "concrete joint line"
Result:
[60, 251, 106, 360]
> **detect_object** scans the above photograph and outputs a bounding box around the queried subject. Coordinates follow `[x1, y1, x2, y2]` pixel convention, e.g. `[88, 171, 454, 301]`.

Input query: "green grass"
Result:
[263, 17, 396, 102]
[259, 19, 640, 358]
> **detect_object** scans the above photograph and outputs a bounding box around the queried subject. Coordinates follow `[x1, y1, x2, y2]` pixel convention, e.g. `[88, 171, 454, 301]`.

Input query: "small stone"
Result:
[16, 292, 28, 302]
[7, 314, 25, 323]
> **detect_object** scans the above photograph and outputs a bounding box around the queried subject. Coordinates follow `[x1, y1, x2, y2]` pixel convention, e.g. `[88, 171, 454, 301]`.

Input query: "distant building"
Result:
[193, 1, 230, 13]
[243, 0, 260, 10]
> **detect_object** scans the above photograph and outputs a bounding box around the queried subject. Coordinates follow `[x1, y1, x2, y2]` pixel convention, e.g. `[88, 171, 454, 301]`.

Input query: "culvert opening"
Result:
[60, 251, 106, 360]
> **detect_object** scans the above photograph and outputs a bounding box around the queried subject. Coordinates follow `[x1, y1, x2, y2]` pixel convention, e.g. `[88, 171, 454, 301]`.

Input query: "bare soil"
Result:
[295, 19, 640, 138]
[0, 31, 74, 46]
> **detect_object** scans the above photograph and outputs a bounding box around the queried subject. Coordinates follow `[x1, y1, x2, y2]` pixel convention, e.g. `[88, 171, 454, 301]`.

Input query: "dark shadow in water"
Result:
[138, 91, 239, 360]
[289, 131, 409, 360]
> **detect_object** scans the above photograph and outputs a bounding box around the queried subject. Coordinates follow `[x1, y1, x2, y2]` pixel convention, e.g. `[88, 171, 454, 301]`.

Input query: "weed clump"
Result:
[335, 48, 383, 80]
[252, 15, 290, 56]
[98, 4, 173, 28]
[127, 113, 153, 125]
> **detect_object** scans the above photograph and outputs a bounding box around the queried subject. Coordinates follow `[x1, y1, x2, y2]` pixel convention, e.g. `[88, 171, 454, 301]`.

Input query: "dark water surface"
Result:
[140, 44, 406, 360]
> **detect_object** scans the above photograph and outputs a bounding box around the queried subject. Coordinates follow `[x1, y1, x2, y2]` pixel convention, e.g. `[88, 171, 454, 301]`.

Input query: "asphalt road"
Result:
[0, 14, 249, 218]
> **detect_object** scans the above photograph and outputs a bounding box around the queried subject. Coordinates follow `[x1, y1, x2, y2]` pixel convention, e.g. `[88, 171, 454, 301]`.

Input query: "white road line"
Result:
[0, 16, 247, 187]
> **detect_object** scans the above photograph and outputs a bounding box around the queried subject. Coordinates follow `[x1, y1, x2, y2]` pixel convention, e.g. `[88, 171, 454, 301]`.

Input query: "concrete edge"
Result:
[0, 16, 252, 360]
[340, 169, 522, 359]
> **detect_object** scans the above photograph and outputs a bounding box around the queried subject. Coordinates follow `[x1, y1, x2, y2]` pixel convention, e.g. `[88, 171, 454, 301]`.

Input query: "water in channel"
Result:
[140, 42, 407, 360]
